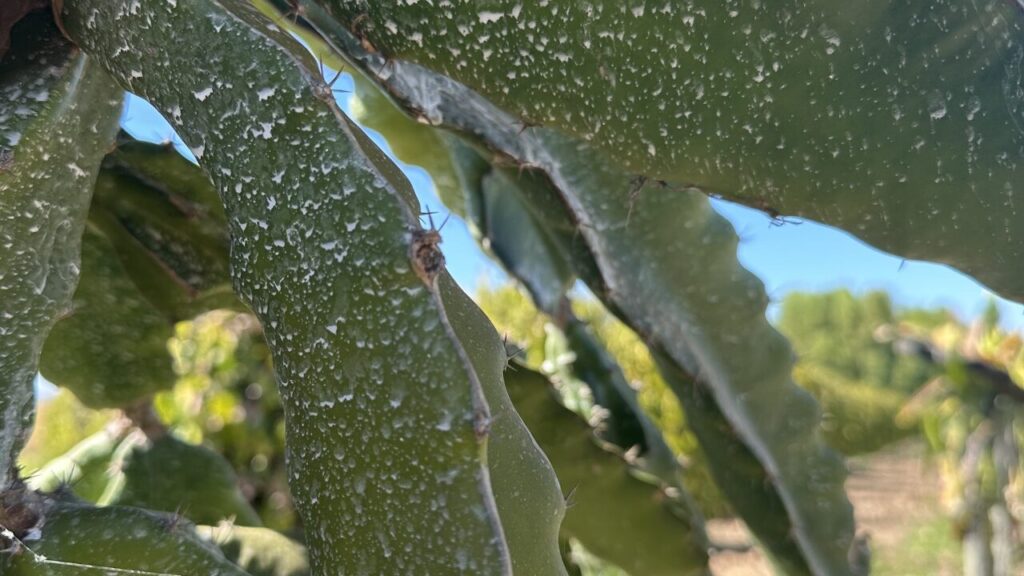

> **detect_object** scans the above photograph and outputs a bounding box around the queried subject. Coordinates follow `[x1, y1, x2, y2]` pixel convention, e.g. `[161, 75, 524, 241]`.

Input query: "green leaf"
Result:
[505, 362, 710, 576]
[39, 225, 177, 409]
[793, 364, 917, 456]
[105, 432, 262, 527]
[197, 524, 310, 576]
[6, 500, 253, 575]
[61, 0, 529, 571]
[303, 20, 855, 573]
[0, 12, 121, 487]
[306, 0, 1024, 303]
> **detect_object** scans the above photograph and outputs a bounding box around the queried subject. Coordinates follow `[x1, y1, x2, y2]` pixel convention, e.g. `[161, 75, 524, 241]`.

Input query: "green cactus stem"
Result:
[0, 12, 121, 489]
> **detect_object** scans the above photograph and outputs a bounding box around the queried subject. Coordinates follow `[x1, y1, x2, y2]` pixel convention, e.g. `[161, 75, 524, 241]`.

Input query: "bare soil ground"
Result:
[706, 442, 944, 575]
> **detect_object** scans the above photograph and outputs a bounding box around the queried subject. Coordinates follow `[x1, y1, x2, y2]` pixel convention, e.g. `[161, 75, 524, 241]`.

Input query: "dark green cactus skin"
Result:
[41, 135, 237, 409]
[244, 8, 571, 571]
[6, 500, 252, 575]
[547, 148, 853, 576]
[447, 144, 707, 535]
[39, 226, 177, 409]
[0, 13, 122, 488]
[505, 363, 710, 576]
[60, 0, 527, 572]
[532, 139, 852, 576]
[310, 0, 1024, 304]
[106, 433, 262, 527]
[474, 166, 575, 314]
[469, 160, 684, 480]
[197, 524, 310, 576]
[437, 274, 568, 576]
[300, 14, 854, 574]
[90, 134, 238, 320]
[341, 41, 713, 556]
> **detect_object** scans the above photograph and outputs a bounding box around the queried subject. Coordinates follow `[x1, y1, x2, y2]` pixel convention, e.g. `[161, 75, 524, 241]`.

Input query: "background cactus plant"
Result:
[0, 0, 1020, 574]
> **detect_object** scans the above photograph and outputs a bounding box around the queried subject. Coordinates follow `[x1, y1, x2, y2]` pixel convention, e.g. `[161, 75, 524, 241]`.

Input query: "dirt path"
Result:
[707, 442, 943, 575]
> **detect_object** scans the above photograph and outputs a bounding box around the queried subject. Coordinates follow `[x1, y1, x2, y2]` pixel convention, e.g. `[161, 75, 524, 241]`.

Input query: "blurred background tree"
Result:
[777, 290, 941, 395]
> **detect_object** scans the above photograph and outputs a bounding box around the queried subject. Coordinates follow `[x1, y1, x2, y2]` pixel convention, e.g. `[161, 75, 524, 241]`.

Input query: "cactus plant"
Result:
[0, 0, 1019, 574]
[0, 11, 121, 489]
[5, 499, 253, 575]
[38, 226, 178, 409]
[26, 424, 130, 503]
[197, 523, 310, 576]
[504, 362, 709, 576]
[299, 0, 1024, 301]
[291, 11, 854, 571]
[39, 133, 237, 409]
[106, 431, 263, 527]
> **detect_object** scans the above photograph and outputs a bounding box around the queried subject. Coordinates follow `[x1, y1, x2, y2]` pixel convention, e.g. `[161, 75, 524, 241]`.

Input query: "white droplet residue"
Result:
[193, 87, 214, 101]
[435, 412, 453, 432]
[257, 87, 277, 101]
[478, 11, 504, 23]
[66, 163, 86, 178]
[927, 91, 947, 120]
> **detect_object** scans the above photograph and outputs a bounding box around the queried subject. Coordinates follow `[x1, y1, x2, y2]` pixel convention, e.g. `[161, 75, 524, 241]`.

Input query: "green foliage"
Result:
[475, 283, 550, 368]
[872, 516, 962, 576]
[778, 290, 938, 395]
[470, 167, 577, 315]
[158, 311, 294, 531]
[888, 318, 1024, 574]
[17, 391, 113, 477]
[565, 540, 630, 576]
[792, 364, 917, 456]
[308, 11, 857, 570]
[24, 310, 296, 530]
[26, 426, 126, 503]
[39, 132, 237, 409]
[60, 0, 569, 572]
[87, 134, 237, 320]
[898, 308, 959, 333]
[478, 285, 731, 517]
[447, 153, 676, 490]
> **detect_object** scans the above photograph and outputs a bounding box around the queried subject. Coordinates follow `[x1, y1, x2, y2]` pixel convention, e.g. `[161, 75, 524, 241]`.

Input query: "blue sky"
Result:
[120, 84, 1024, 331]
